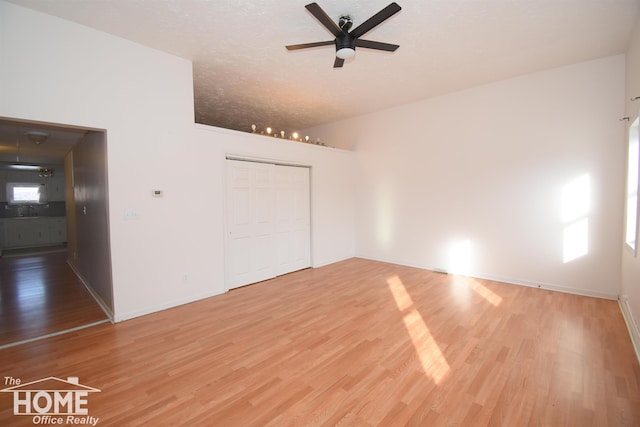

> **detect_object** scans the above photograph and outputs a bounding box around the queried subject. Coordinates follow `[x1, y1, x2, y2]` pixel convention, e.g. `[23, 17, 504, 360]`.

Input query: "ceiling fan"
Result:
[286, 2, 402, 68]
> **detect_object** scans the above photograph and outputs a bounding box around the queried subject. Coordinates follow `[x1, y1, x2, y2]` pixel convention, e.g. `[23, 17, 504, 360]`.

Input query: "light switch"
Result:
[124, 209, 139, 220]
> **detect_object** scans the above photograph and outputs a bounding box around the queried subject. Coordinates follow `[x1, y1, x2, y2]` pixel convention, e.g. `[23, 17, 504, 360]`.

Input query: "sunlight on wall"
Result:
[448, 239, 472, 274]
[375, 183, 394, 247]
[563, 219, 589, 263]
[562, 174, 590, 263]
[387, 275, 450, 384]
[625, 118, 639, 251]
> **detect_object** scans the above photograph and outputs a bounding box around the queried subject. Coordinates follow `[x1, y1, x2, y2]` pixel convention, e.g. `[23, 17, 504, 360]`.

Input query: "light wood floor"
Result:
[0, 258, 638, 426]
[0, 251, 109, 347]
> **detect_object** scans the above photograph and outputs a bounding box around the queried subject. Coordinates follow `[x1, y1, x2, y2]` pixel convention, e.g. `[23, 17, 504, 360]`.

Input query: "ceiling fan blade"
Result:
[286, 40, 335, 51]
[305, 2, 343, 37]
[355, 39, 399, 52]
[350, 2, 402, 39]
[333, 57, 345, 68]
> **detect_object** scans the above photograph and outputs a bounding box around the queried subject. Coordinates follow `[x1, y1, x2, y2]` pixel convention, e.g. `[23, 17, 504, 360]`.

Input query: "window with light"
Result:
[6, 183, 47, 205]
[625, 117, 640, 253]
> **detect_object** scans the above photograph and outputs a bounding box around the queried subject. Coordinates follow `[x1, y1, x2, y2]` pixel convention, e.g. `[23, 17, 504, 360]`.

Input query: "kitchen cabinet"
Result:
[0, 171, 6, 202]
[48, 217, 67, 242]
[0, 217, 67, 249]
[46, 175, 65, 201]
[4, 219, 41, 247]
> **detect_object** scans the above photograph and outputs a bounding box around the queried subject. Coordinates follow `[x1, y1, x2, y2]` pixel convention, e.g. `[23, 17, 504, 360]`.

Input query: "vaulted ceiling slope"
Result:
[8, 0, 640, 134]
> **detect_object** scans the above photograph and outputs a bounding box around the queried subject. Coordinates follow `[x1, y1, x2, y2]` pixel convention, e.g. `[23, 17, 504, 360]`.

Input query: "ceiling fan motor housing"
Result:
[335, 33, 356, 51]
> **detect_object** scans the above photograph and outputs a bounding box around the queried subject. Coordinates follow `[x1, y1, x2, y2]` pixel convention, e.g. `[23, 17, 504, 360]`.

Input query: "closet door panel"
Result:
[226, 160, 310, 289]
[275, 165, 311, 276]
[226, 160, 275, 289]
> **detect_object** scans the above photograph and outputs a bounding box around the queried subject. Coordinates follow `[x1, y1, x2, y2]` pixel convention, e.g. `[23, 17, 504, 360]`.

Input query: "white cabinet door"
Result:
[47, 175, 65, 201]
[33, 219, 51, 245]
[49, 217, 67, 243]
[2, 217, 67, 248]
[5, 220, 39, 247]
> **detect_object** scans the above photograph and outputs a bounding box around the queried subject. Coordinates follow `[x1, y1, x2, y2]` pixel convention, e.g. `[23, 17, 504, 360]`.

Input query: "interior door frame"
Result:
[224, 154, 312, 291]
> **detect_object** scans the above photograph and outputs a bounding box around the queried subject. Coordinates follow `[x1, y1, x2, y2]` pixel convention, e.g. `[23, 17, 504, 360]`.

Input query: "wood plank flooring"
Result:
[0, 258, 638, 426]
[0, 251, 109, 347]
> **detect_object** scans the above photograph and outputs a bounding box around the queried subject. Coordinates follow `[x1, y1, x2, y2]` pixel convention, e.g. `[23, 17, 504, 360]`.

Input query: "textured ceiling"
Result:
[0, 118, 86, 164]
[6, 0, 640, 136]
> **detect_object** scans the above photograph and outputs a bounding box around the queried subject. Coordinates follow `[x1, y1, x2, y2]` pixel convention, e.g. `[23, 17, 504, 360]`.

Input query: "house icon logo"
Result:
[1, 376, 100, 425]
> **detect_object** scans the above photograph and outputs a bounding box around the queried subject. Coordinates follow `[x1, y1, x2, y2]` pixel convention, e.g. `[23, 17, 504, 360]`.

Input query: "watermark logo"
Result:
[1, 376, 100, 425]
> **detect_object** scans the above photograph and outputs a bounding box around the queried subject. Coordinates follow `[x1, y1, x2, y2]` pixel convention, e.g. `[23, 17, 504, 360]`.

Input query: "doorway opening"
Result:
[0, 117, 113, 348]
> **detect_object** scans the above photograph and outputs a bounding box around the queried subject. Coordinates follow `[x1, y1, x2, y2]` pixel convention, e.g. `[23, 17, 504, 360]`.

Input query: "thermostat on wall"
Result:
[152, 190, 163, 197]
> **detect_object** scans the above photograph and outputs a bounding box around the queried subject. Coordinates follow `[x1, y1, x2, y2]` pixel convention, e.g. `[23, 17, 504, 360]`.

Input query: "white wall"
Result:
[110, 125, 354, 321]
[621, 16, 640, 357]
[0, 1, 355, 321]
[306, 55, 626, 298]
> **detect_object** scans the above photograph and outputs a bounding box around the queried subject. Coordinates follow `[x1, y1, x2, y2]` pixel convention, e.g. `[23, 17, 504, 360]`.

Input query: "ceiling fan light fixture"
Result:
[39, 168, 54, 178]
[336, 47, 355, 59]
[285, 2, 402, 68]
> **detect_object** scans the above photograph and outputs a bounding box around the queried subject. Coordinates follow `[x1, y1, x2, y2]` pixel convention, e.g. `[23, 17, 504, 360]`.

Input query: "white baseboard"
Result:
[312, 254, 353, 269]
[468, 272, 619, 300]
[69, 262, 222, 324]
[67, 261, 114, 322]
[113, 289, 225, 323]
[356, 255, 619, 300]
[116, 257, 351, 323]
[619, 295, 640, 365]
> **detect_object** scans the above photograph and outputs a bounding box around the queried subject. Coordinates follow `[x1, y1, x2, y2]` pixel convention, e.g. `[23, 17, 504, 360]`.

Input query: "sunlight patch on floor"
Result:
[469, 279, 502, 307]
[387, 275, 450, 384]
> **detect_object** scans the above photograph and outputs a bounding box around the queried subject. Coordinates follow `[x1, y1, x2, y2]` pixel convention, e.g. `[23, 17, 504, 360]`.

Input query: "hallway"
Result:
[0, 251, 109, 348]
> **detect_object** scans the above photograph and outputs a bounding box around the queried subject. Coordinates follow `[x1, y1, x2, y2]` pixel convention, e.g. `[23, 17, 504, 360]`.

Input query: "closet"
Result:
[225, 159, 311, 289]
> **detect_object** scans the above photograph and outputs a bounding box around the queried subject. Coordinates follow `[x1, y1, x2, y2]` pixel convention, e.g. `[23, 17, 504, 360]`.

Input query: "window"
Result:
[6, 183, 47, 205]
[625, 117, 640, 253]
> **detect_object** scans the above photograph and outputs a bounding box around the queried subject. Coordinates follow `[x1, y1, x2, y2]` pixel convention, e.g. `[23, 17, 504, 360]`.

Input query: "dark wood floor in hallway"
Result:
[0, 258, 638, 426]
[0, 251, 109, 347]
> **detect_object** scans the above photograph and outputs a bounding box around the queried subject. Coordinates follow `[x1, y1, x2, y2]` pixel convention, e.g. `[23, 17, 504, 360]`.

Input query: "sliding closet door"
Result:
[275, 165, 311, 275]
[226, 160, 276, 289]
[226, 159, 311, 290]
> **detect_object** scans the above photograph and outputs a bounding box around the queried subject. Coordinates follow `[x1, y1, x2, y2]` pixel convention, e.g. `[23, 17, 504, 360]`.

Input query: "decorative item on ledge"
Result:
[250, 124, 326, 146]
